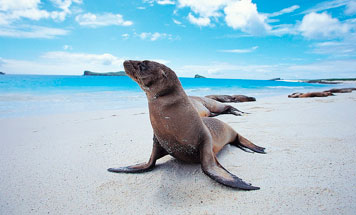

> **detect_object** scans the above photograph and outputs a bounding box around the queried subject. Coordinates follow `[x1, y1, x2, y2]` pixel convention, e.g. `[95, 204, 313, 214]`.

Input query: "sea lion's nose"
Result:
[124, 60, 142, 71]
[123, 60, 132, 69]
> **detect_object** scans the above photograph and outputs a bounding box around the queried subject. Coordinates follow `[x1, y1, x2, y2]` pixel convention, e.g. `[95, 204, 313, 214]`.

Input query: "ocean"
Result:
[0, 74, 338, 118]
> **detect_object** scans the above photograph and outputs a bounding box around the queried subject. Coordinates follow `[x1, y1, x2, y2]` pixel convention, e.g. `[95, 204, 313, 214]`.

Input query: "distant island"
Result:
[0, 71, 5, 75]
[305, 78, 356, 84]
[83, 71, 127, 76]
[194, 74, 206, 78]
[269, 78, 356, 84]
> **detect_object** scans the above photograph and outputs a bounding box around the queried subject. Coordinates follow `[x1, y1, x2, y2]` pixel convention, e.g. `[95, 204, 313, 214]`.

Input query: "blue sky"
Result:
[0, 0, 356, 79]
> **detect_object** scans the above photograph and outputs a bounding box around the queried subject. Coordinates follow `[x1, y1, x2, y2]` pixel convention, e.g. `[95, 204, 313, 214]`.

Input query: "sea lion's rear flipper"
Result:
[200, 143, 260, 190]
[231, 133, 266, 154]
[108, 136, 168, 173]
[223, 106, 245, 116]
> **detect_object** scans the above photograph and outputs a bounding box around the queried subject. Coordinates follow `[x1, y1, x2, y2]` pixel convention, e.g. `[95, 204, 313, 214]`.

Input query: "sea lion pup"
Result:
[206, 95, 256, 103]
[108, 60, 265, 190]
[324, 88, 356, 93]
[189, 96, 245, 117]
[288, 91, 333, 98]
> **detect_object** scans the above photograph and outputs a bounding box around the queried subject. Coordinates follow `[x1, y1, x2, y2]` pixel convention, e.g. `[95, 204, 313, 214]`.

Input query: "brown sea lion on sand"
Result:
[206, 95, 256, 103]
[288, 92, 333, 98]
[108, 60, 265, 190]
[324, 88, 356, 93]
[189, 96, 246, 117]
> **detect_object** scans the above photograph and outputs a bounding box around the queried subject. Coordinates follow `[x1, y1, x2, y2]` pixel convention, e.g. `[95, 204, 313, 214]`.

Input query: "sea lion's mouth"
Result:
[123, 60, 136, 77]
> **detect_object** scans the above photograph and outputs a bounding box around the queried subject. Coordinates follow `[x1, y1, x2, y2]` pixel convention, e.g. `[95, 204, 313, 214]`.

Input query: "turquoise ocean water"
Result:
[0, 74, 340, 118]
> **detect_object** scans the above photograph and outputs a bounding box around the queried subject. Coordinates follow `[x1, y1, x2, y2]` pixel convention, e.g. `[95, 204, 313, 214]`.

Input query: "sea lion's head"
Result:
[123, 60, 179, 97]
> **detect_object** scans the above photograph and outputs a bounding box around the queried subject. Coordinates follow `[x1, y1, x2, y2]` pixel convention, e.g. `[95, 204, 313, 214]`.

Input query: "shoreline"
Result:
[1, 82, 355, 119]
[1, 92, 356, 214]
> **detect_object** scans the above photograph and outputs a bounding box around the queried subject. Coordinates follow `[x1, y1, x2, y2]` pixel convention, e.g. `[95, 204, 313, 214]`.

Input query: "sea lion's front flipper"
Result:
[200, 142, 260, 190]
[108, 136, 168, 173]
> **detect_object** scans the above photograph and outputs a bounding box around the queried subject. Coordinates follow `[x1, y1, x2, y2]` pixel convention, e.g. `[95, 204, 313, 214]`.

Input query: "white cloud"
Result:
[136, 32, 173, 41]
[0, 0, 82, 23]
[299, 12, 350, 39]
[63, 44, 72, 50]
[219, 46, 258, 53]
[143, 0, 175, 6]
[224, 0, 270, 35]
[75, 13, 133, 27]
[156, 0, 175, 5]
[177, 0, 227, 17]
[176, 59, 356, 79]
[172, 18, 181, 25]
[270, 24, 298, 36]
[301, 0, 352, 14]
[187, 13, 210, 26]
[268, 5, 300, 17]
[0, 0, 81, 38]
[42, 51, 124, 66]
[0, 51, 125, 75]
[178, 0, 270, 35]
[0, 51, 172, 75]
[287, 59, 356, 78]
[0, 25, 68, 38]
[345, 1, 356, 15]
[312, 35, 356, 56]
[0, 0, 40, 11]
[177, 61, 285, 79]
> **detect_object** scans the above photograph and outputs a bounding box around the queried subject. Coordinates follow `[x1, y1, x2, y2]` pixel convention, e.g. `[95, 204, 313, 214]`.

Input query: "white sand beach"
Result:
[1, 92, 356, 215]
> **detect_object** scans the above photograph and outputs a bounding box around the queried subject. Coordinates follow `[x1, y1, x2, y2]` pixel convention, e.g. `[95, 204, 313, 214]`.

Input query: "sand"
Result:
[1, 92, 356, 215]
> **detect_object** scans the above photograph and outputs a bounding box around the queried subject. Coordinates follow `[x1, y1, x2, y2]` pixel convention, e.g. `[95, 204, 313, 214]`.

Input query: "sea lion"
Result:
[288, 91, 333, 98]
[108, 60, 265, 190]
[206, 95, 256, 103]
[189, 96, 245, 117]
[324, 88, 356, 93]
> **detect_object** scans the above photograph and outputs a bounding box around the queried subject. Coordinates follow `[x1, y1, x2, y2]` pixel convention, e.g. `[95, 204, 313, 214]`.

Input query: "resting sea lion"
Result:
[288, 91, 333, 98]
[324, 88, 356, 93]
[206, 95, 256, 103]
[189, 96, 245, 117]
[108, 60, 265, 190]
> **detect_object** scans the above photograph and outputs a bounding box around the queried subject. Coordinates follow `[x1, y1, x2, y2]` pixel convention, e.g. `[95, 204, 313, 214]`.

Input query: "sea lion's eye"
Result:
[139, 63, 147, 72]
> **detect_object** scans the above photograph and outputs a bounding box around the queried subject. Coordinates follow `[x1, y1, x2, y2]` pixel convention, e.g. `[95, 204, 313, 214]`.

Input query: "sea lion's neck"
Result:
[148, 87, 175, 100]
[147, 85, 186, 102]
[147, 88, 189, 112]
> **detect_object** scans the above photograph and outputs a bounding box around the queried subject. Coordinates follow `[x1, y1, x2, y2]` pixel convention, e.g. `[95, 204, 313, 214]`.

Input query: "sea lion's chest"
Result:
[148, 101, 203, 163]
[155, 135, 200, 163]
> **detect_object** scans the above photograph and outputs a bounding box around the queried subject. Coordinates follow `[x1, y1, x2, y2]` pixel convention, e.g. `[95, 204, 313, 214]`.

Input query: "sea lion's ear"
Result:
[160, 69, 167, 78]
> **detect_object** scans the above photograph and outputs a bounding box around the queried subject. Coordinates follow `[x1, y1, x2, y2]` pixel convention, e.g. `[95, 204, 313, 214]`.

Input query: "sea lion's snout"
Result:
[123, 60, 133, 71]
[123, 60, 142, 81]
[124, 60, 155, 92]
[124, 60, 138, 73]
[124, 60, 149, 75]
